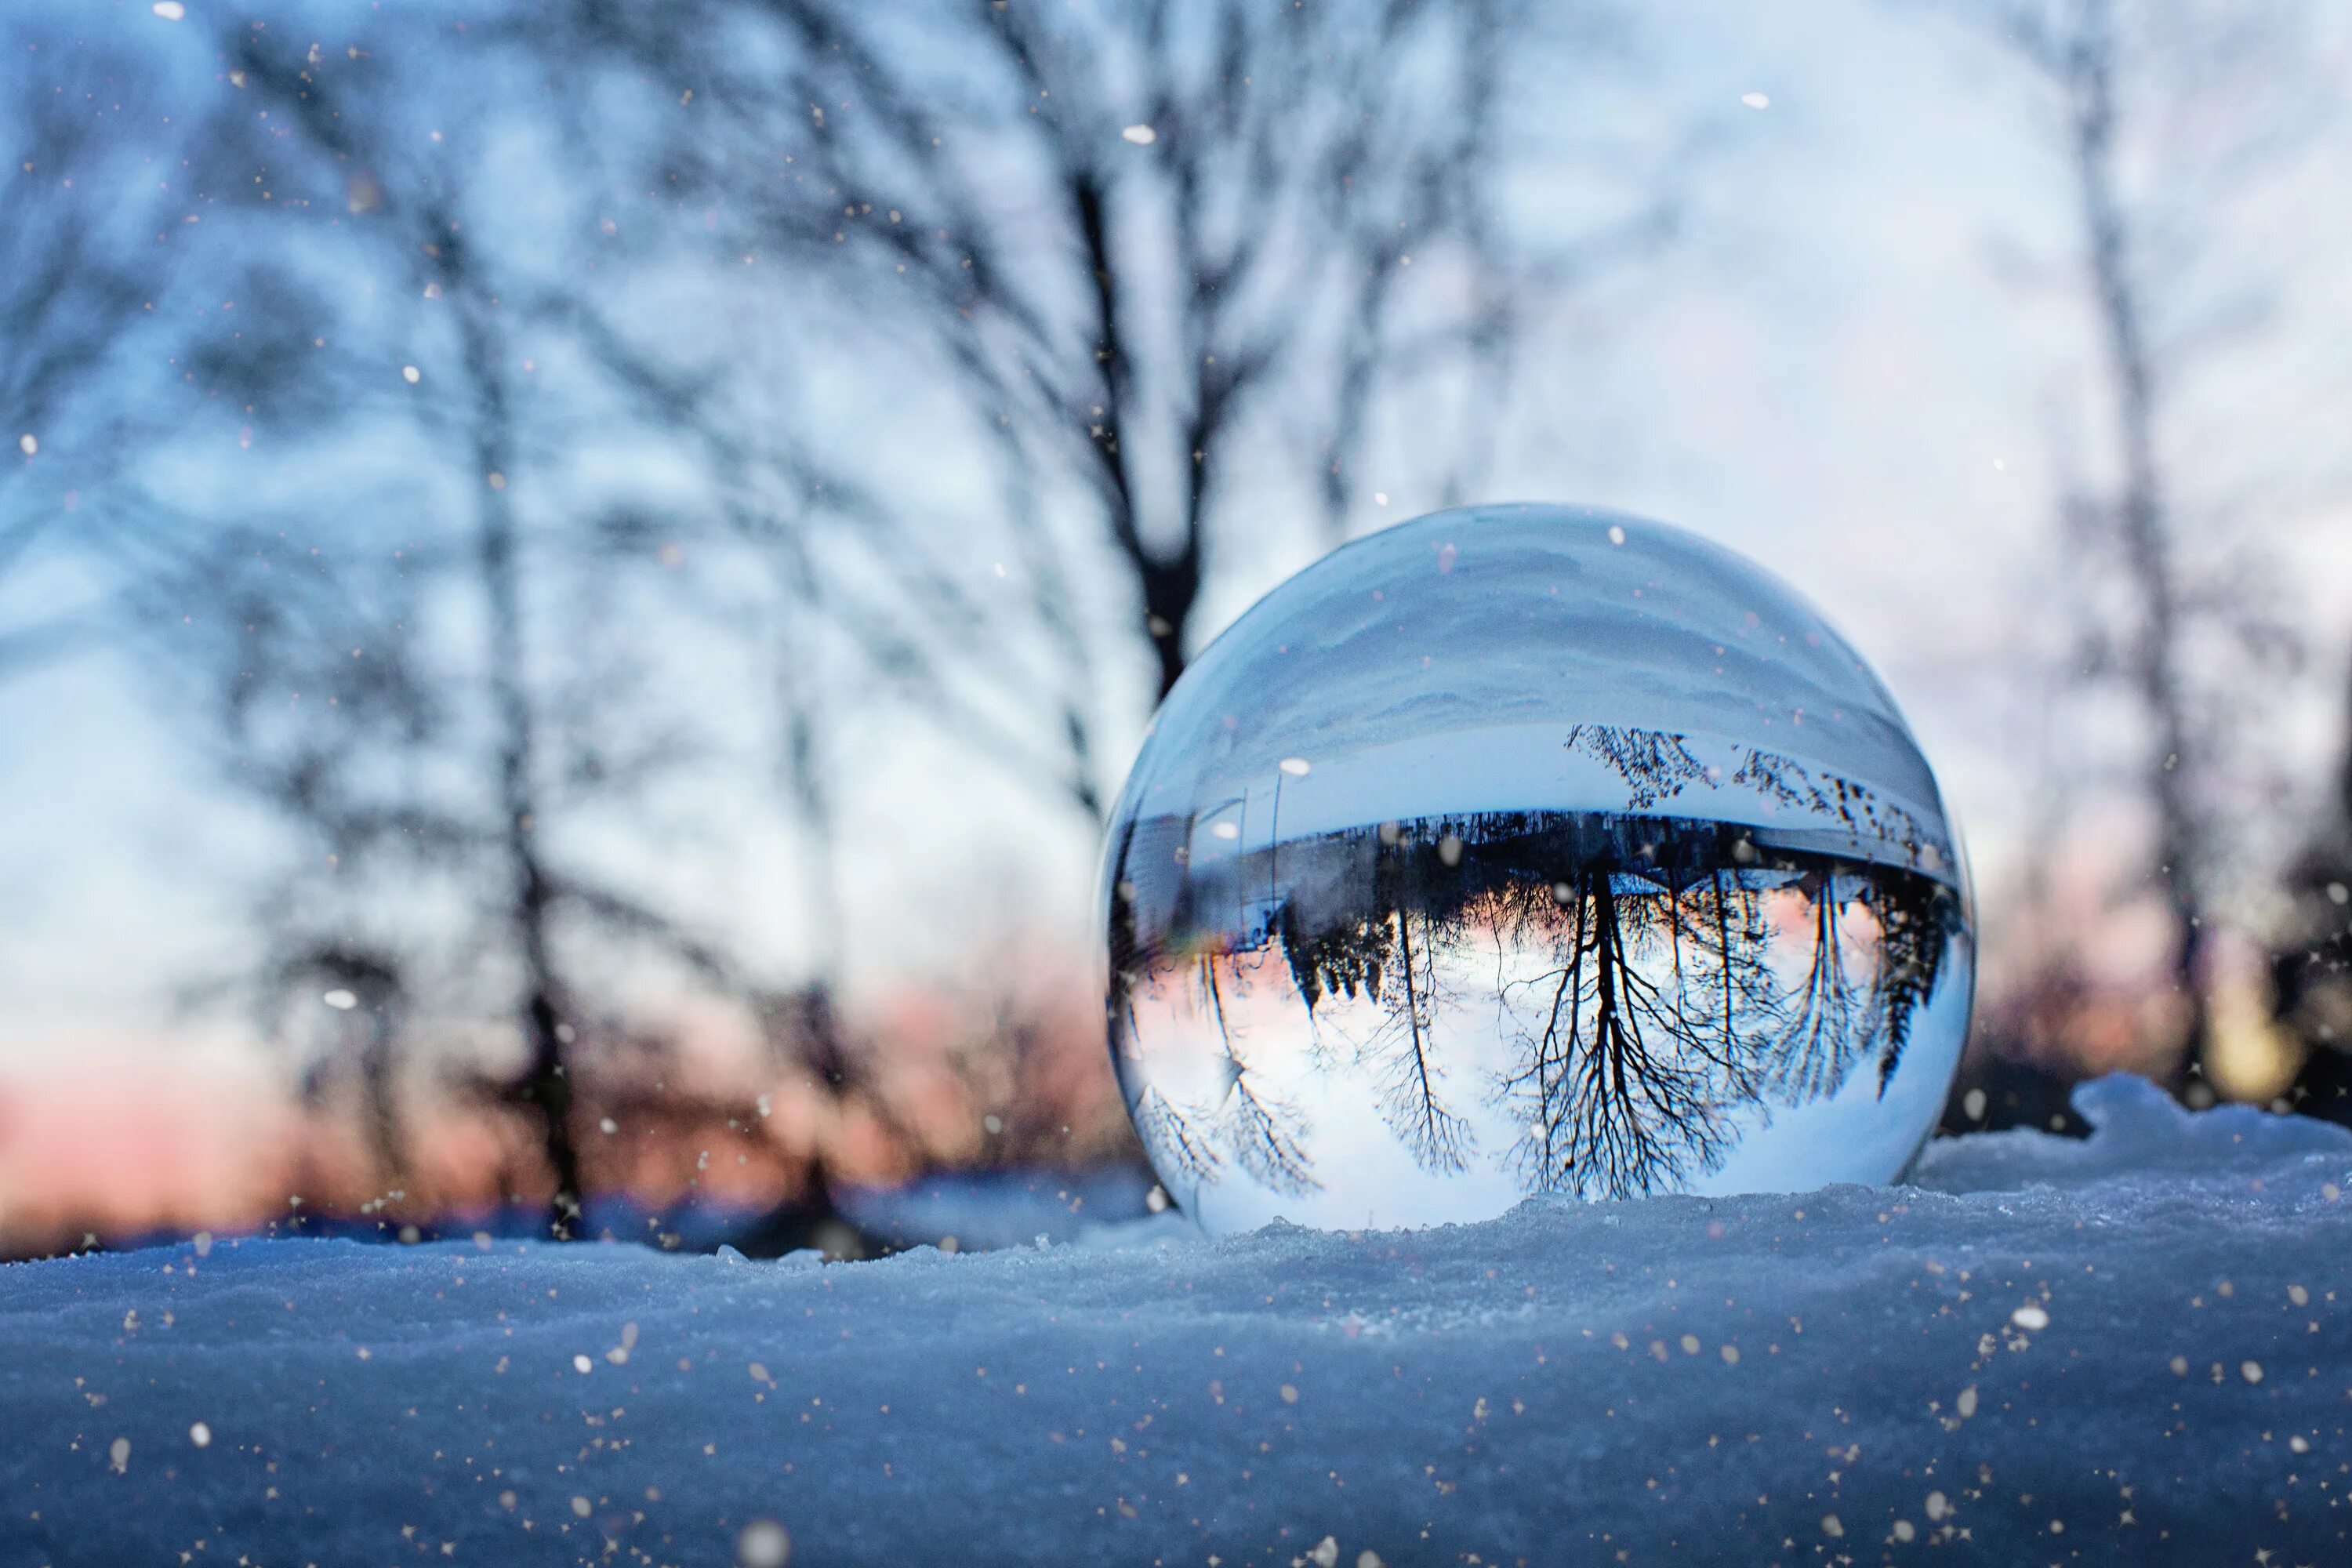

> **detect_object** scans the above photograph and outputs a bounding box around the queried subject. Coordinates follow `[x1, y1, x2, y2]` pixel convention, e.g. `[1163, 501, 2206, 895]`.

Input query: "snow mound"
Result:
[5, 1076, 2350, 1565]
[1916, 1073, 2352, 1193]
[839, 1167, 1156, 1252]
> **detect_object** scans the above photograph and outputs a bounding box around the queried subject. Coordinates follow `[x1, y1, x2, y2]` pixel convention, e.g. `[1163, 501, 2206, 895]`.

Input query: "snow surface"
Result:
[6, 1075, 2352, 1565]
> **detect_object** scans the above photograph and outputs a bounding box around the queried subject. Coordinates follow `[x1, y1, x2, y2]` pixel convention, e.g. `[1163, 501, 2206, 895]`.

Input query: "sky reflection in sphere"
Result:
[1102, 504, 1973, 1236]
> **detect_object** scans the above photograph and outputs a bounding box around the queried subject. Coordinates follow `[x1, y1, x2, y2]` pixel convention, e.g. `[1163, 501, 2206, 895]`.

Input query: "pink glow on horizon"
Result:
[0, 1049, 292, 1240]
[0, 964, 1134, 1252]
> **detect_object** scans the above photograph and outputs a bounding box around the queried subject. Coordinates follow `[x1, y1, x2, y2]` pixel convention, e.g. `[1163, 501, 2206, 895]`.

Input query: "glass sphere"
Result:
[1101, 503, 1973, 1236]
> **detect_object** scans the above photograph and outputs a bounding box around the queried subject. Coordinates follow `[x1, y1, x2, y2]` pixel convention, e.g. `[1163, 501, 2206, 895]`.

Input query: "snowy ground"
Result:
[5, 1077, 2351, 1566]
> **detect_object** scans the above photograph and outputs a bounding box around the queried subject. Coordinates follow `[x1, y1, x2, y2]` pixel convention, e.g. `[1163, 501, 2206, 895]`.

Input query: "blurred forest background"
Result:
[3, 0, 2350, 1259]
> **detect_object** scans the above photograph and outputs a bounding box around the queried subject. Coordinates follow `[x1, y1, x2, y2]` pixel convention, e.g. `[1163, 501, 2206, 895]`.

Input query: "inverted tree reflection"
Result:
[1110, 805, 1962, 1206]
[1278, 859, 1475, 1176]
[1491, 865, 1766, 1199]
[1111, 928, 1323, 1202]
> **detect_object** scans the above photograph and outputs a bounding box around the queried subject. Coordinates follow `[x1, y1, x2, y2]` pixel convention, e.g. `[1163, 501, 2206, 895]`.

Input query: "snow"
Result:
[839, 1167, 1156, 1254]
[1120, 505, 1954, 867]
[5, 1076, 2352, 1564]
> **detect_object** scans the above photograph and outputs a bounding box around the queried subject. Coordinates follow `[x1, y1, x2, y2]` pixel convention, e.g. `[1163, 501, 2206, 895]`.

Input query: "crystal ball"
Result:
[1101, 504, 1973, 1235]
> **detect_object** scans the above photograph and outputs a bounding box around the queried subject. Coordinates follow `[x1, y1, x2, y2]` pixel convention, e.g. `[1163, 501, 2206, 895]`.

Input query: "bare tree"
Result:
[153, 10, 1010, 1244]
[584, 0, 1671, 823]
[1962, 0, 2320, 1089]
[158, 16, 793, 1232]
[1494, 869, 1750, 1200]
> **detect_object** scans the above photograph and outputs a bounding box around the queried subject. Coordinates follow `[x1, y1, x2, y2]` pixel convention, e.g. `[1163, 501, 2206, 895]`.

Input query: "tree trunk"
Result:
[454, 281, 582, 1236]
[2068, 7, 2209, 1083]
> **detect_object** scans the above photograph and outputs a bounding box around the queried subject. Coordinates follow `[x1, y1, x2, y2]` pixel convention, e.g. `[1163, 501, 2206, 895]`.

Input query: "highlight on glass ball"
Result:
[1101, 503, 1974, 1236]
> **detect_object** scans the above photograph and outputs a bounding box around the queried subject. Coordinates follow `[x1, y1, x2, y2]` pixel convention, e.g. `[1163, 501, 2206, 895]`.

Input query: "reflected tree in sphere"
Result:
[1102, 504, 1974, 1234]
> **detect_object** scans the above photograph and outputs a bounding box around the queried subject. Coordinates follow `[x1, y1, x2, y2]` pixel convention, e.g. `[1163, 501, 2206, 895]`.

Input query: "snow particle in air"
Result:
[2241, 1360, 2264, 1385]
[1820, 1514, 1842, 1538]
[572, 1354, 593, 1374]
[1606, 524, 1626, 545]
[1120, 125, 1156, 146]
[401, 365, 421, 384]
[569, 1496, 592, 1518]
[738, 1517, 793, 1567]
[16, 434, 34, 456]
[1278, 757, 1312, 777]
[323, 989, 358, 1011]
[2009, 1304, 2049, 1331]
[109, 1437, 130, 1473]
[189, 1422, 212, 1447]
[1740, 92, 1770, 109]
[1279, 1384, 1299, 1404]
[152, 1, 186, 18]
